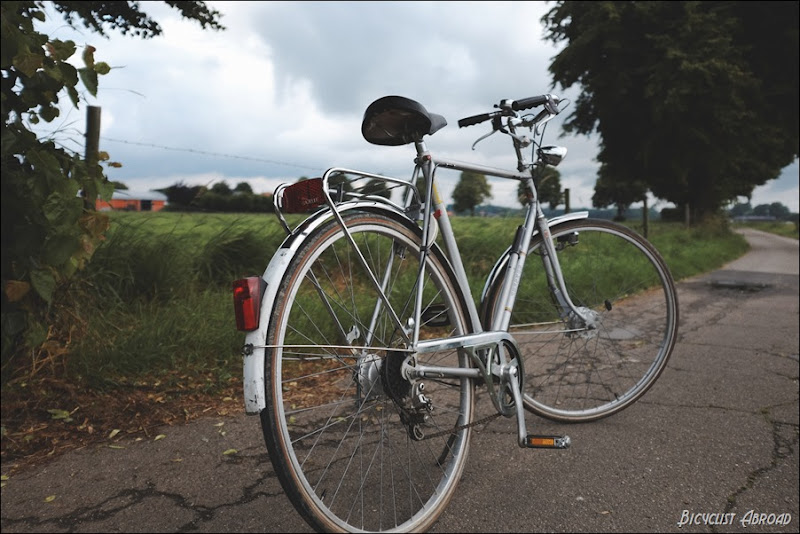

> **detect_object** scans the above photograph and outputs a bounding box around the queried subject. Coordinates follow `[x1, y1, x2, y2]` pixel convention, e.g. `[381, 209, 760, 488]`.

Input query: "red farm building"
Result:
[96, 190, 168, 212]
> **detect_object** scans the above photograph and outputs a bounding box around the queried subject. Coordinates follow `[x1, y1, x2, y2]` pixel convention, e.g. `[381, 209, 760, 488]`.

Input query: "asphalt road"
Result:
[1, 228, 798, 533]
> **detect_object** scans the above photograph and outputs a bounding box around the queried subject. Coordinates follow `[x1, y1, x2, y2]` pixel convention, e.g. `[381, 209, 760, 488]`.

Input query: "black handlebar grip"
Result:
[458, 112, 492, 128]
[511, 95, 549, 111]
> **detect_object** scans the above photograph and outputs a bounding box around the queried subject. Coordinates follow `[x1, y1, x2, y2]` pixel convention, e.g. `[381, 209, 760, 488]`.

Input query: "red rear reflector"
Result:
[233, 277, 265, 331]
[282, 178, 325, 213]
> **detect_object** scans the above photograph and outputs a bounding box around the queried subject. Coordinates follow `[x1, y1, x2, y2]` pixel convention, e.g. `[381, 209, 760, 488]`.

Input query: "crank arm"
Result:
[506, 364, 571, 449]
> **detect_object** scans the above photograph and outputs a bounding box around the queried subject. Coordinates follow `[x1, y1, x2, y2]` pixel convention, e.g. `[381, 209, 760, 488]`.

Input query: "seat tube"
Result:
[413, 142, 482, 341]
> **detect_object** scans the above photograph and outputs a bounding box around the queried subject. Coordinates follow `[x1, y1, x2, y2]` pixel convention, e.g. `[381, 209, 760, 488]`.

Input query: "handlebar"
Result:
[458, 112, 495, 128]
[511, 94, 551, 111]
[457, 93, 561, 128]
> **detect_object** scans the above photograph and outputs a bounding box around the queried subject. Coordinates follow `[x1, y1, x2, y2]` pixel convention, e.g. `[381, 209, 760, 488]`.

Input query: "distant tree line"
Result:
[727, 201, 797, 222]
[156, 178, 797, 226]
[158, 180, 274, 213]
[157, 173, 405, 214]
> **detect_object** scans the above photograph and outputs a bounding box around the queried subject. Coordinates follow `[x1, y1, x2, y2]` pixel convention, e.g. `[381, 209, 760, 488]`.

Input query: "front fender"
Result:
[478, 211, 589, 325]
[242, 201, 417, 414]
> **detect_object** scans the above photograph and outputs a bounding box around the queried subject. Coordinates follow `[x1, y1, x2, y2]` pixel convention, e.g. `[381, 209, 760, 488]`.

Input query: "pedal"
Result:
[524, 434, 571, 449]
[502, 354, 572, 450]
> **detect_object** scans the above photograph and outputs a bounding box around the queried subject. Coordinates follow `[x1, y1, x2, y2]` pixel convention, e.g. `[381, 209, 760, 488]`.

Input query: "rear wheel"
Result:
[484, 219, 678, 422]
[262, 210, 475, 532]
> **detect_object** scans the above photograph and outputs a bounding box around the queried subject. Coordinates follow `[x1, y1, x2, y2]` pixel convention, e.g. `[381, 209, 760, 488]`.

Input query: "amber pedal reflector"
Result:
[524, 434, 571, 449]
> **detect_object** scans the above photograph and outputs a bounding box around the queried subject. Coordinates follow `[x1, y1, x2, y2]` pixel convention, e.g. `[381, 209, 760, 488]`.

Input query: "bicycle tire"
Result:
[261, 209, 475, 532]
[483, 219, 678, 423]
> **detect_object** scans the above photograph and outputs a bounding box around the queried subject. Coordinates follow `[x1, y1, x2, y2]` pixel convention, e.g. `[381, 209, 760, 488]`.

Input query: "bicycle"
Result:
[232, 93, 679, 532]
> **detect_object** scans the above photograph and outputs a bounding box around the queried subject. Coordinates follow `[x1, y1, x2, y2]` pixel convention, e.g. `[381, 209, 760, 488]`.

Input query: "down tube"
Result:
[425, 167, 482, 334]
[490, 190, 539, 332]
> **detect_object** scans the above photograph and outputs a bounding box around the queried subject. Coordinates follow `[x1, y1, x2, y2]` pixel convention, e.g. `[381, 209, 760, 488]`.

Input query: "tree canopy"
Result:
[592, 165, 646, 220]
[360, 178, 391, 199]
[48, 1, 223, 38]
[452, 171, 491, 215]
[234, 181, 253, 194]
[210, 181, 232, 196]
[542, 1, 799, 222]
[1, 1, 224, 376]
[518, 166, 563, 210]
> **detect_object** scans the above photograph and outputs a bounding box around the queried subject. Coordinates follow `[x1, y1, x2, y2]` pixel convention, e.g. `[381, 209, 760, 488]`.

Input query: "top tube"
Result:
[434, 156, 531, 181]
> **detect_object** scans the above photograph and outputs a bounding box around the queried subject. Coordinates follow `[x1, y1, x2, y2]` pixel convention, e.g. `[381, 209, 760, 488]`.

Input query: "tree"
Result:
[360, 178, 391, 199]
[328, 171, 354, 193]
[210, 181, 232, 195]
[752, 204, 771, 217]
[452, 171, 491, 215]
[591, 164, 647, 221]
[234, 181, 253, 194]
[727, 201, 752, 218]
[159, 181, 203, 208]
[415, 176, 427, 204]
[768, 202, 791, 220]
[542, 1, 799, 223]
[48, 1, 223, 38]
[751, 202, 791, 220]
[518, 166, 562, 210]
[1, 1, 224, 377]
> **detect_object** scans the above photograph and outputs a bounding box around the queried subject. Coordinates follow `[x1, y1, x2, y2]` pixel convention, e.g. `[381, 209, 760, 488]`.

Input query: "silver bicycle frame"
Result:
[406, 141, 590, 355]
[312, 138, 591, 377]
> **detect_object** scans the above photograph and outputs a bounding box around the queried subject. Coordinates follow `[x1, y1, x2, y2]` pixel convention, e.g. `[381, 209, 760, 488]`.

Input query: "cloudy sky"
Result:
[34, 1, 799, 212]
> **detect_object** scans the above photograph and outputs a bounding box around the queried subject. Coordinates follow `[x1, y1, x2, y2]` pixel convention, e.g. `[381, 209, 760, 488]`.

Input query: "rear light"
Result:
[233, 277, 266, 331]
[281, 177, 325, 213]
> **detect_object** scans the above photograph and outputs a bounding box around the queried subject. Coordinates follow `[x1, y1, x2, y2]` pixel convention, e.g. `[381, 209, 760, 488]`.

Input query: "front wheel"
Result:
[262, 210, 475, 532]
[484, 219, 679, 423]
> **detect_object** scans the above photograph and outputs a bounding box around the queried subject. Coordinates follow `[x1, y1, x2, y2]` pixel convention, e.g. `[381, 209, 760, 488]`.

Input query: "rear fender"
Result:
[243, 202, 424, 414]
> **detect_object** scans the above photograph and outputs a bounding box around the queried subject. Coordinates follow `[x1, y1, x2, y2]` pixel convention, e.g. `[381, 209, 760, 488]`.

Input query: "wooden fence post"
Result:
[85, 106, 101, 176]
[642, 195, 649, 238]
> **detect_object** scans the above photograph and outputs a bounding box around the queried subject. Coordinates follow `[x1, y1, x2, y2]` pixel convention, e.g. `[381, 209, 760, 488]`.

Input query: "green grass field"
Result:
[43, 210, 750, 392]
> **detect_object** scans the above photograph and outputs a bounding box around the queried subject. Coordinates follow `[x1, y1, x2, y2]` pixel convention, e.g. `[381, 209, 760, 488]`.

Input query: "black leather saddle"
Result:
[361, 96, 447, 146]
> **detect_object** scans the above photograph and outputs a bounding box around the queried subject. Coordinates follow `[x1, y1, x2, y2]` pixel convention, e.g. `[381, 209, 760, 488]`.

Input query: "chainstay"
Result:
[422, 412, 502, 440]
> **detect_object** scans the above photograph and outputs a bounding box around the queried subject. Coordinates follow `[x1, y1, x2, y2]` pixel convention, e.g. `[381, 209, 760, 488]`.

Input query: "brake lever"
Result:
[533, 112, 557, 137]
[471, 128, 497, 150]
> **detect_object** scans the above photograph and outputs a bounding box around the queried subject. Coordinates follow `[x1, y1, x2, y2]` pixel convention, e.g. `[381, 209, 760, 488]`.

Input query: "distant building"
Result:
[96, 190, 168, 212]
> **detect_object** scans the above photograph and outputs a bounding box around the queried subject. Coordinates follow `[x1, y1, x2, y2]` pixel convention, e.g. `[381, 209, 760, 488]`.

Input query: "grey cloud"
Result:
[28, 1, 797, 212]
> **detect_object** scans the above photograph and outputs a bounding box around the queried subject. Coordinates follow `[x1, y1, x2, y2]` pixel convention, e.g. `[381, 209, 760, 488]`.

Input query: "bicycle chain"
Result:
[421, 412, 502, 441]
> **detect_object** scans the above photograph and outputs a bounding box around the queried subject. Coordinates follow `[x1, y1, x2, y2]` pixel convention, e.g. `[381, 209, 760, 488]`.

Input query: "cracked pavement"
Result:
[1, 228, 798, 533]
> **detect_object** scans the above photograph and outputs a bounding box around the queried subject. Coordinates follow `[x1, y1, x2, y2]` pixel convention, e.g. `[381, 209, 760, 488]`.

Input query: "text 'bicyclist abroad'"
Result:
[677, 509, 793, 528]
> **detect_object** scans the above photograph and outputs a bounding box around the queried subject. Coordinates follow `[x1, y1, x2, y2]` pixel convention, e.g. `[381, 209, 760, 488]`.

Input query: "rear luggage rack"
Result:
[273, 168, 422, 234]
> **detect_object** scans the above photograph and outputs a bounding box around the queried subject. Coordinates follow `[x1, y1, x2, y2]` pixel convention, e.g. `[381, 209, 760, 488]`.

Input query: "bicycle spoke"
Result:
[263, 212, 474, 531]
[487, 219, 677, 422]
